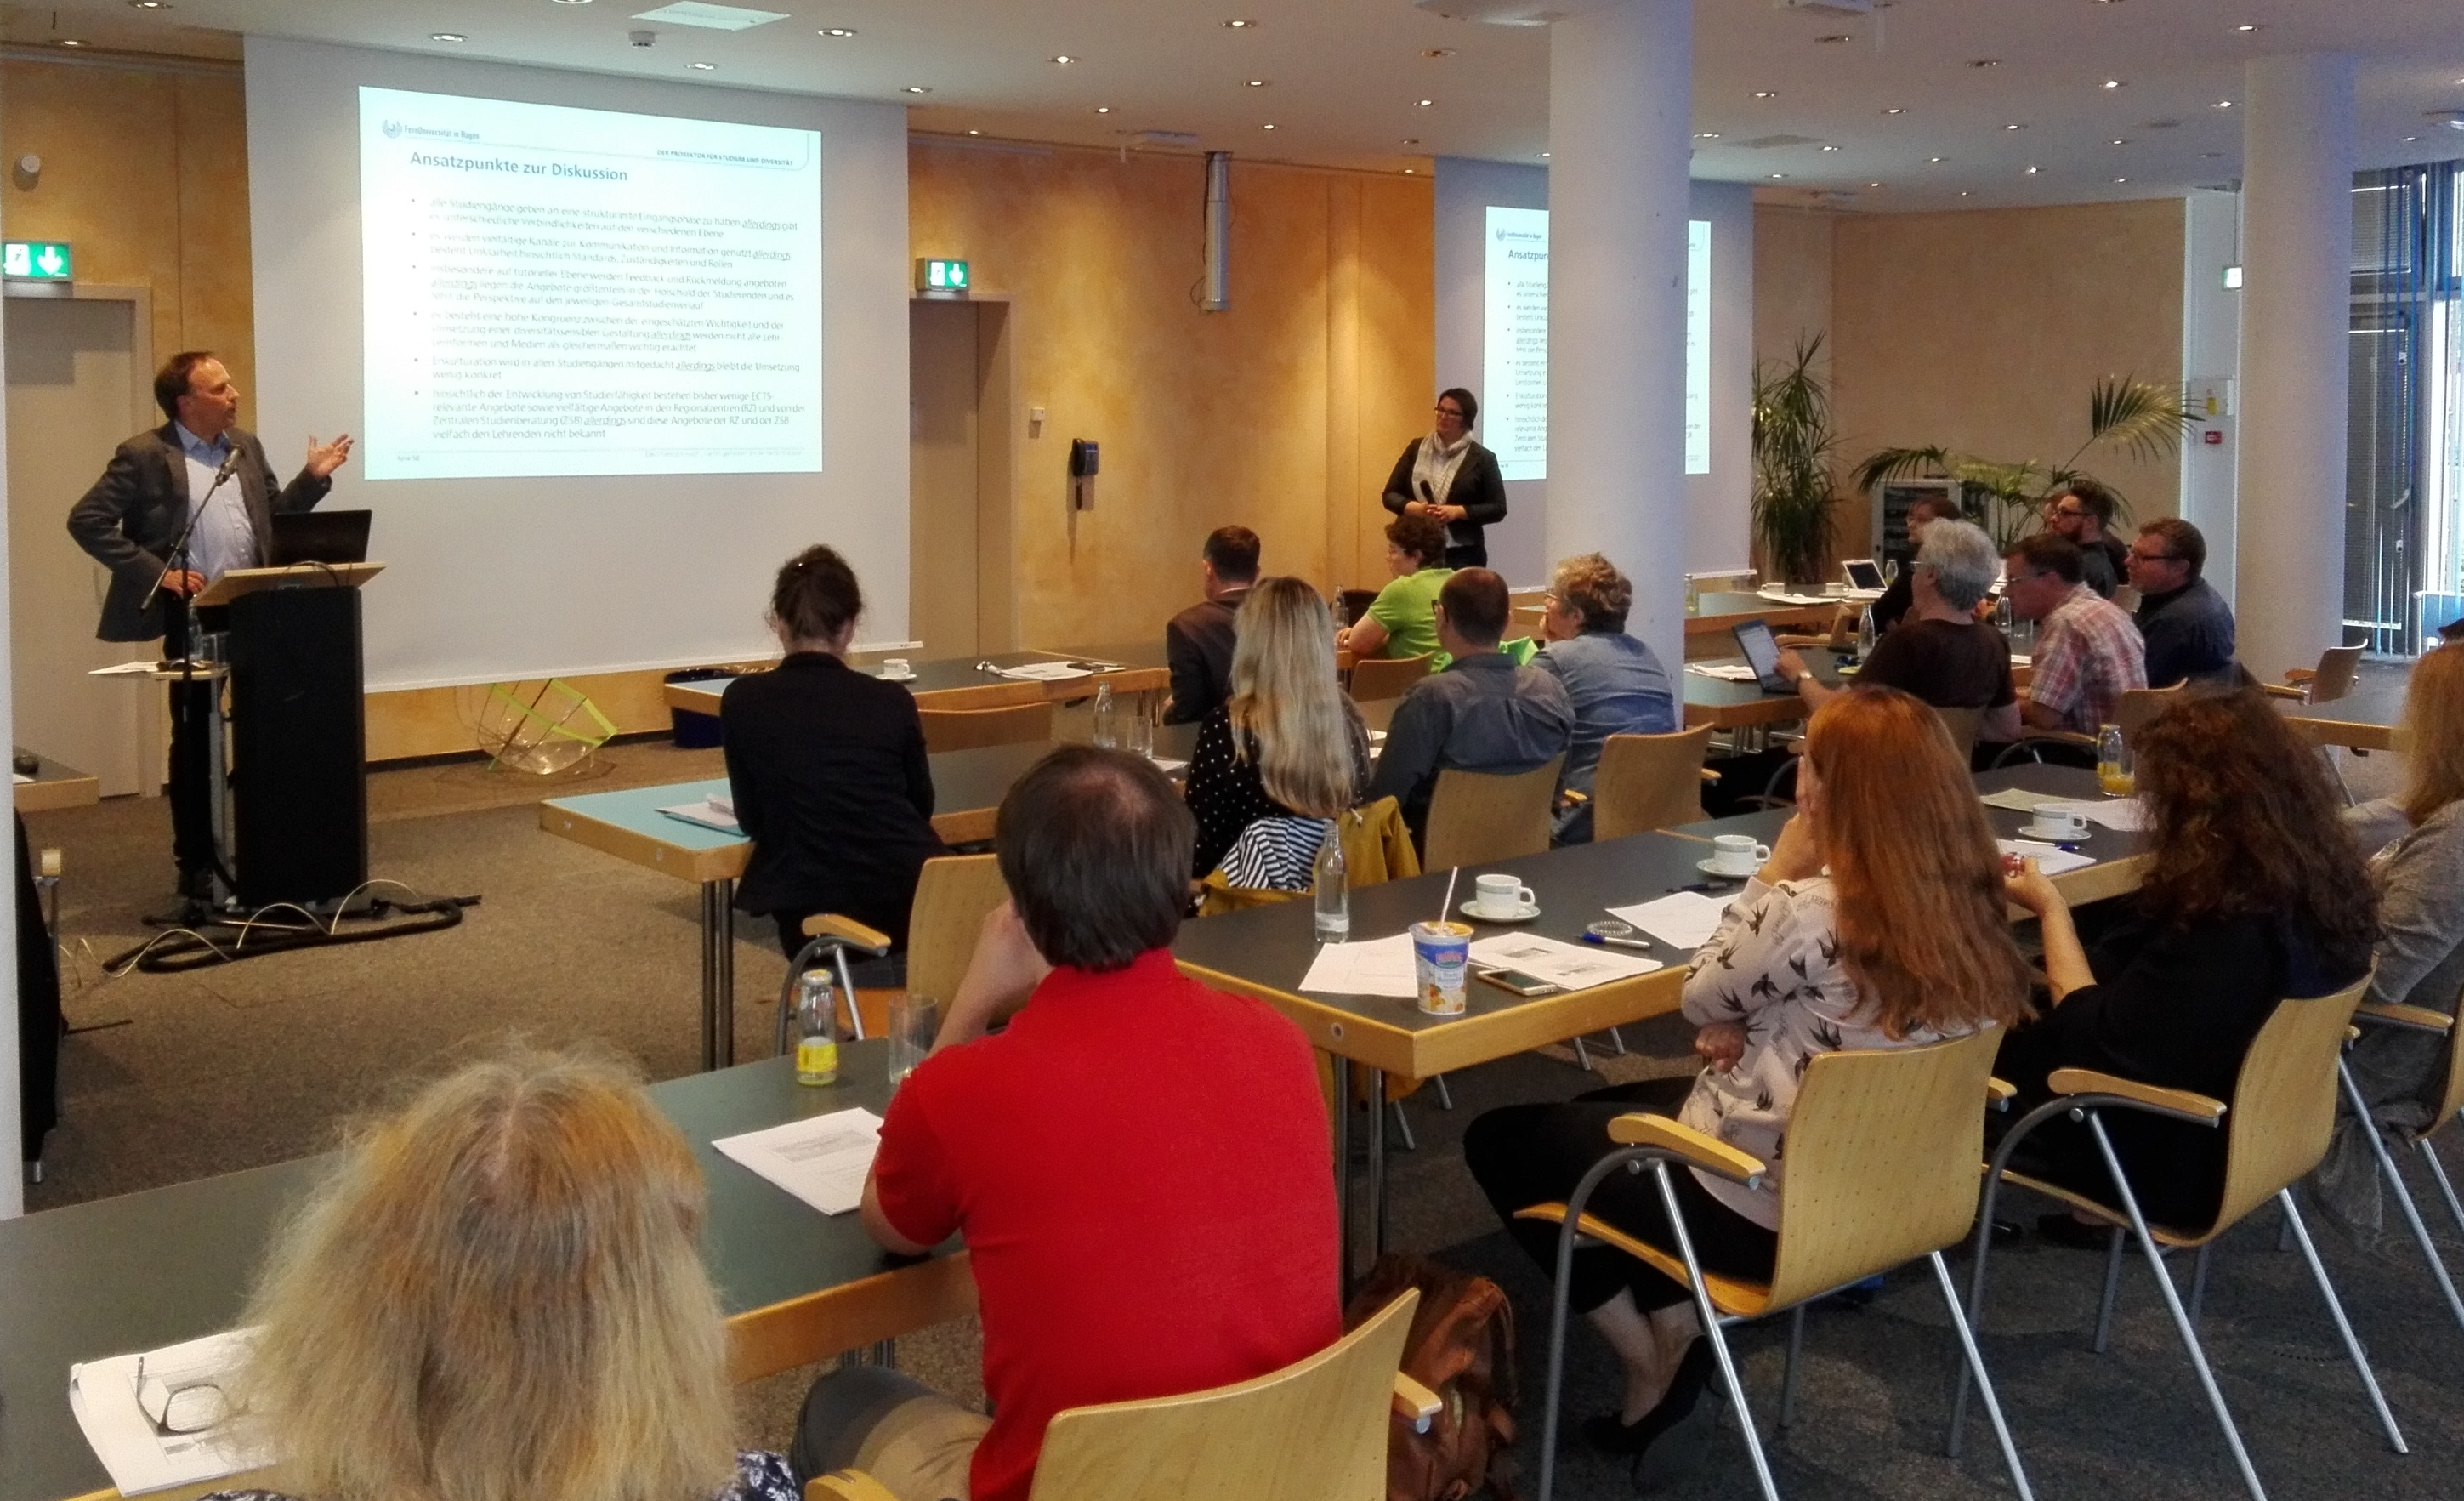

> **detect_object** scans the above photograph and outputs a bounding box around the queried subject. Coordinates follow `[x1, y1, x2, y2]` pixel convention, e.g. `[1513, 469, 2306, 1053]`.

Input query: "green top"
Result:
[1365, 566, 1456, 670]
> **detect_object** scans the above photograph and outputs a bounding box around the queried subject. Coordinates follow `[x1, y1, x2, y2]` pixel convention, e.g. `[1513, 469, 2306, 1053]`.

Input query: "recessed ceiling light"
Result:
[1417, 98, 1435, 107]
[1539, 151, 1550, 158]
[2405, 135, 2420, 143]
[1093, 105, 1110, 113]
[1261, 122, 1275, 129]
[1883, 106, 1906, 116]
[1051, 54, 1073, 64]
[128, 0, 172, 9]
[2115, 177, 2129, 184]
[967, 128, 979, 135]
[2024, 165, 2040, 174]
[1816, 33, 1850, 43]
[1401, 137, 1419, 145]
[1246, 78, 1269, 87]
[1927, 156, 1946, 163]
[2213, 99, 2234, 109]
[1695, 132, 1721, 139]
[551, 0, 591, 4]
[2201, 150, 2223, 157]
[1222, 17, 1255, 27]
[1751, 90, 1777, 99]
[1403, 168, 1415, 174]
[818, 26, 854, 36]
[1422, 48, 1455, 58]
[1820, 145, 1839, 151]
[1867, 181, 1882, 188]
[2103, 80, 2124, 90]
[905, 85, 931, 94]
[2004, 122, 2026, 131]
[2234, 23, 2262, 32]
[1960, 190, 1971, 196]
[1768, 173, 1786, 180]
[2111, 138, 2129, 145]
[1967, 58, 2001, 69]
[688, 60, 715, 69]
[58, 36, 85, 44]
[429, 32, 464, 42]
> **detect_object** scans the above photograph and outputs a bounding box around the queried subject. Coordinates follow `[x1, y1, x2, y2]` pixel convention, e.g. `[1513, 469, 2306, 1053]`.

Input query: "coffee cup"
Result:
[1471, 874, 1535, 919]
[879, 658, 914, 681]
[1708, 834, 1769, 876]
[1411, 921, 1473, 1015]
[2024, 807, 2089, 840]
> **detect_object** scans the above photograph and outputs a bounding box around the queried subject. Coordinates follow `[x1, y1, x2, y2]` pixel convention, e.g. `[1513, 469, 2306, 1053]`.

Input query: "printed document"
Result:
[1468, 934, 1661, 992]
[70, 1328, 266, 1495]
[1299, 932, 1419, 998]
[657, 797, 742, 835]
[713, 1108, 884, 1215]
[987, 661, 1093, 682]
[1608, 890, 1733, 952]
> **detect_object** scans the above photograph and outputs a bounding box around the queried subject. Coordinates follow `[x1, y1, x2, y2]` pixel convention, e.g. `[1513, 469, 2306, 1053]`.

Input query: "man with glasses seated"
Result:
[2042, 480, 2130, 600]
[1780, 520, 2022, 745]
[2001, 532, 2146, 736]
[2126, 517, 2238, 688]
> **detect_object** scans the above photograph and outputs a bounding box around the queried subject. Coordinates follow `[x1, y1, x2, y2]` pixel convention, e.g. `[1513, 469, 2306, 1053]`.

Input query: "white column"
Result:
[0, 52, 18, 1217]
[2234, 53, 2353, 679]
[1547, 0, 1692, 670]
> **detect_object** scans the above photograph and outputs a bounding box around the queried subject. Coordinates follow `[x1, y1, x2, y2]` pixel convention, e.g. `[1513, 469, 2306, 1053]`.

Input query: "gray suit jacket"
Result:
[66, 423, 331, 642]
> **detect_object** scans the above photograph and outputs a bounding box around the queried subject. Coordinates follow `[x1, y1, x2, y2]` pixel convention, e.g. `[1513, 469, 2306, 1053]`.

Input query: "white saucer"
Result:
[2020, 823, 2086, 842]
[1461, 899, 1541, 924]
[878, 671, 917, 682]
[1696, 858, 1757, 878]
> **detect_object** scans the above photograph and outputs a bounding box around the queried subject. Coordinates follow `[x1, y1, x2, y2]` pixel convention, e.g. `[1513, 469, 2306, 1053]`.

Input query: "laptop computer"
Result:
[1841, 558, 1887, 594]
[268, 510, 372, 566]
[1732, 618, 1799, 694]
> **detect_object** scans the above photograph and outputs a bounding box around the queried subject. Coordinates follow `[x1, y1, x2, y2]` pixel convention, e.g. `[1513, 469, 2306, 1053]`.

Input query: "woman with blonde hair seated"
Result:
[1465, 687, 2033, 1460]
[207, 1048, 795, 1501]
[1184, 575, 1372, 885]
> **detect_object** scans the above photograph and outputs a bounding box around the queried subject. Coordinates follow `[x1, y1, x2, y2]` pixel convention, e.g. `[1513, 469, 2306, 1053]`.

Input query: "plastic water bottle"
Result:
[1855, 602, 1877, 663]
[2096, 724, 2134, 798]
[1313, 826, 1349, 943]
[1092, 680, 1118, 748]
[794, 969, 839, 1086]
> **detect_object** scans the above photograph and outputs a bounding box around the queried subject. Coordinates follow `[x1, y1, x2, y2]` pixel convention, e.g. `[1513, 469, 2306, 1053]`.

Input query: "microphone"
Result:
[211, 446, 244, 486]
[1417, 480, 1434, 503]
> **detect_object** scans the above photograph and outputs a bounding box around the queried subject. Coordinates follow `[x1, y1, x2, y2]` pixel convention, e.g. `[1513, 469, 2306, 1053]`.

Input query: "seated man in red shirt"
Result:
[790, 745, 1341, 1501]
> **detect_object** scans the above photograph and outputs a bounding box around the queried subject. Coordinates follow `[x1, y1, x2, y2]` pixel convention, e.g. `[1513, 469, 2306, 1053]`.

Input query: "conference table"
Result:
[1172, 762, 2149, 1276]
[2282, 672, 2408, 753]
[661, 649, 1168, 719]
[1683, 589, 1841, 657]
[0, 1044, 971, 1501]
[14, 751, 99, 816]
[1683, 650, 2038, 732]
[541, 725, 1200, 1070]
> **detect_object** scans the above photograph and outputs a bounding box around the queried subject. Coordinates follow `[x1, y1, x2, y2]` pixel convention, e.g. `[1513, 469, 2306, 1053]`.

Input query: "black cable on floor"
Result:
[105, 891, 481, 975]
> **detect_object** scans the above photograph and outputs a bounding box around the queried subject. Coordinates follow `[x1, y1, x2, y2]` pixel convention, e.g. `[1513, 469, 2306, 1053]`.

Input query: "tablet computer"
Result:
[1732, 619, 1798, 694]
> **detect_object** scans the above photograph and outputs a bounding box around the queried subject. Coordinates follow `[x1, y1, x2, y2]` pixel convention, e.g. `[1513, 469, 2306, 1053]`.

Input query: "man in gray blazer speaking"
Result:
[67, 350, 353, 901]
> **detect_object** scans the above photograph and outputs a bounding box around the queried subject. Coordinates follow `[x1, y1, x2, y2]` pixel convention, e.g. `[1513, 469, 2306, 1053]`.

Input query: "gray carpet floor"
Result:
[21, 683, 2461, 1500]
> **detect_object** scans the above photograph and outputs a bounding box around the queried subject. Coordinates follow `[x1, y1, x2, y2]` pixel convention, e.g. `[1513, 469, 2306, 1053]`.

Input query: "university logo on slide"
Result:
[382, 118, 402, 139]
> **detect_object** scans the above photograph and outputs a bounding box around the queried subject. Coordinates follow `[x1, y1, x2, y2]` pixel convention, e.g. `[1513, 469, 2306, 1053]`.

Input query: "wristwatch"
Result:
[1796, 670, 1816, 685]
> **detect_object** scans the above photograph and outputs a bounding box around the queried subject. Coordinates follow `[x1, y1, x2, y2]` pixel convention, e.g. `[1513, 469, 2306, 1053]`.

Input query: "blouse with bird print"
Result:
[1676, 875, 1953, 1231]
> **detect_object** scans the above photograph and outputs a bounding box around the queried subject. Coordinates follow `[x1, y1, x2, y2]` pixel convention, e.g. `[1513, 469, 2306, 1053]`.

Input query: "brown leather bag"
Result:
[1344, 1254, 1519, 1501]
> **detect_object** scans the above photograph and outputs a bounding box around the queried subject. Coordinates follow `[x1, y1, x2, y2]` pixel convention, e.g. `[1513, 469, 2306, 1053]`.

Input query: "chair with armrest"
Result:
[920, 700, 1055, 753]
[1950, 977, 2402, 1501]
[2337, 985, 2464, 1333]
[774, 856, 1010, 1052]
[1348, 652, 1435, 703]
[1590, 727, 1717, 840]
[1990, 680, 2185, 768]
[775, 913, 894, 1046]
[2262, 645, 2365, 706]
[1512, 1027, 2031, 1501]
[1422, 756, 1565, 870]
[804, 1290, 1434, 1501]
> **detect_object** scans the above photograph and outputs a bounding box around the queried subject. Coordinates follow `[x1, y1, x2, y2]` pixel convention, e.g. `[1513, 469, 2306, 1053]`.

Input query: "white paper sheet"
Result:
[2039, 797, 2150, 832]
[987, 661, 1093, 682]
[1978, 786, 2062, 813]
[69, 1328, 268, 1495]
[712, 1107, 886, 1215]
[1468, 934, 1661, 992]
[1997, 839, 2096, 877]
[656, 797, 742, 835]
[1298, 932, 1419, 998]
[1754, 587, 1835, 606]
[1606, 890, 1733, 952]
[1684, 663, 1761, 683]
[88, 660, 167, 677]
[1150, 759, 1189, 775]
[11, 771, 29, 784]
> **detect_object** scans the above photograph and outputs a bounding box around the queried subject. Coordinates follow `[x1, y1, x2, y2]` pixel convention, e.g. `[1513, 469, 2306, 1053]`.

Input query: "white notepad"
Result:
[1607, 890, 1733, 952]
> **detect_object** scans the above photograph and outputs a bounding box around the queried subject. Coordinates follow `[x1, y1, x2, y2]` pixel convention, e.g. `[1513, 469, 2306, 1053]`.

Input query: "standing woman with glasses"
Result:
[1380, 387, 1507, 569]
[209, 1047, 800, 1501]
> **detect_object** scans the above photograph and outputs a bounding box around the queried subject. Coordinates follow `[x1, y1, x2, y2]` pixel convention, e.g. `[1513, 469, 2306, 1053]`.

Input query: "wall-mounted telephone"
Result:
[1069, 439, 1099, 511]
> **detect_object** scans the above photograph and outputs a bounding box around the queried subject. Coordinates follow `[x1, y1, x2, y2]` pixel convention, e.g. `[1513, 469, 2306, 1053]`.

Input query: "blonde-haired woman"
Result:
[2320, 641, 2464, 1230]
[1467, 687, 2033, 1459]
[208, 1049, 793, 1501]
[1184, 576, 1373, 884]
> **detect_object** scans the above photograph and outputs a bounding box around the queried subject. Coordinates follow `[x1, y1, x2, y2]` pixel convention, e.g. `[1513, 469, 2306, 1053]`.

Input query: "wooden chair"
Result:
[2263, 645, 2366, 707]
[2113, 583, 2141, 612]
[1422, 755, 1564, 870]
[806, 1290, 1436, 1501]
[1590, 727, 1716, 840]
[1348, 652, 1434, 703]
[1955, 978, 2401, 1500]
[2338, 984, 2464, 1333]
[1513, 1027, 2031, 1501]
[1932, 704, 1984, 762]
[775, 913, 894, 1046]
[1989, 680, 2186, 768]
[920, 700, 1054, 753]
[773, 856, 1009, 1049]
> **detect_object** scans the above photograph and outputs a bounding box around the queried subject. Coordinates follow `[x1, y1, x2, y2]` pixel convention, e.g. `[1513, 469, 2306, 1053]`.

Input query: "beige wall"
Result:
[1, 55, 254, 405]
[1751, 203, 1834, 385]
[909, 139, 1432, 645]
[1830, 198, 2187, 525]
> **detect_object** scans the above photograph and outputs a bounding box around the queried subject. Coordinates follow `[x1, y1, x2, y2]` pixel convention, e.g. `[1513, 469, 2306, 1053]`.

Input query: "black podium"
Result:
[197, 563, 383, 908]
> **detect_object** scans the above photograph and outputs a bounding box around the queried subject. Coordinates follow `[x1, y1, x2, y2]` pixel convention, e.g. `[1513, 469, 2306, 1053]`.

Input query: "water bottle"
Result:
[1312, 825, 1349, 943]
[794, 969, 839, 1086]
[1092, 679, 1118, 748]
[1855, 602, 1876, 663]
[2096, 724, 2134, 798]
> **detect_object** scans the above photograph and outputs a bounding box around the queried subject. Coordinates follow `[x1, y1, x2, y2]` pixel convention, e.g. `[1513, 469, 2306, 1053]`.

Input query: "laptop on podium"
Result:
[268, 510, 372, 567]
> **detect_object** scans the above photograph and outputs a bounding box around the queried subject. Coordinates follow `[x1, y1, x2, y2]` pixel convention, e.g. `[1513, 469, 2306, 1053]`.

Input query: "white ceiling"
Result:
[7, 0, 2464, 210]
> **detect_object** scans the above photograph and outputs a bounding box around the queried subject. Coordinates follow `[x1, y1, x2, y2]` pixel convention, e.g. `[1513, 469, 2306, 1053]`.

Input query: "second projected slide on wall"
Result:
[359, 87, 823, 481]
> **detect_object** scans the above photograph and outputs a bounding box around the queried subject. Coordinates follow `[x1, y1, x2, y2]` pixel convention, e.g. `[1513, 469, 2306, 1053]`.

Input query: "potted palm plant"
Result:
[1751, 334, 1841, 587]
[1850, 377, 2197, 549]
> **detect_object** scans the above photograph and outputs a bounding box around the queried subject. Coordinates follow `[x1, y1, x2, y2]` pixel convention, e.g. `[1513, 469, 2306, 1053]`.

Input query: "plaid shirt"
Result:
[2029, 583, 2146, 733]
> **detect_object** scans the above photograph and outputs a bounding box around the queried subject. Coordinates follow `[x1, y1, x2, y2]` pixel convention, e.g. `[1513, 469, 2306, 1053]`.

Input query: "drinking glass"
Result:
[888, 993, 940, 1089]
[1126, 697, 1155, 759]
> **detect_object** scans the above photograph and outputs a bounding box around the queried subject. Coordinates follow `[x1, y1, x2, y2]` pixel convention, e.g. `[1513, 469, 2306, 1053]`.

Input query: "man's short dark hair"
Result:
[2006, 532, 2083, 586]
[154, 351, 218, 422]
[1201, 526, 1261, 583]
[1438, 387, 1479, 428]
[1437, 567, 1510, 647]
[2060, 479, 2119, 529]
[2138, 517, 2206, 581]
[995, 747, 1194, 972]
[1386, 512, 1450, 568]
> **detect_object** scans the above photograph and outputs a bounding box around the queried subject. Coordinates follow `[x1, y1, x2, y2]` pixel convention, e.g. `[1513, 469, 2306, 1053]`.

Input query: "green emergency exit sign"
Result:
[915, 258, 968, 296]
[3, 241, 71, 281]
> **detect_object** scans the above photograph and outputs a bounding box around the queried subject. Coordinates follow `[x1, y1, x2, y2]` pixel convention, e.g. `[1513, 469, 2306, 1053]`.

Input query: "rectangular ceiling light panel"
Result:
[631, 3, 789, 31]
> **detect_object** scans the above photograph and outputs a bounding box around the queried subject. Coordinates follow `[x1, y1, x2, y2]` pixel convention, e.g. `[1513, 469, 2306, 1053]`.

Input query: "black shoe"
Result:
[2037, 1211, 2121, 1249]
[1581, 1336, 1716, 1456]
[177, 868, 213, 901]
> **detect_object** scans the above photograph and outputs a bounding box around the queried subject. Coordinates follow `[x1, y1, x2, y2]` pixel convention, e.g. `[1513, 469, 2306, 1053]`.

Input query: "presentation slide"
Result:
[1479, 208, 1712, 481]
[359, 87, 822, 481]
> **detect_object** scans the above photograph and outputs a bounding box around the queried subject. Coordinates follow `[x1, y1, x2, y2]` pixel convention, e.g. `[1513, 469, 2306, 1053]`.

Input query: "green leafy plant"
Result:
[1751, 334, 1842, 586]
[1848, 376, 2199, 549]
